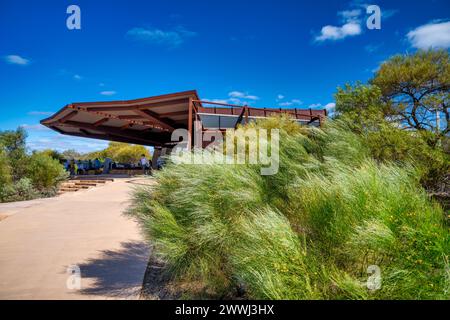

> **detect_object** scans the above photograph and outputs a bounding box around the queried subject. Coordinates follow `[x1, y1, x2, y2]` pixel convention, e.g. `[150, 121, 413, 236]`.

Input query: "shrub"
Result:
[26, 152, 68, 191]
[1, 177, 38, 202]
[362, 123, 449, 191]
[0, 149, 13, 202]
[0, 127, 28, 181]
[129, 117, 449, 300]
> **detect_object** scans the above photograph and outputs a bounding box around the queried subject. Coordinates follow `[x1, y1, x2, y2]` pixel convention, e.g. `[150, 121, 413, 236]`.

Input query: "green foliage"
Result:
[1, 177, 38, 202]
[371, 50, 449, 137]
[334, 69, 449, 194]
[129, 116, 449, 300]
[84, 142, 151, 163]
[335, 82, 387, 121]
[360, 122, 449, 189]
[39, 149, 64, 161]
[61, 149, 82, 160]
[0, 127, 68, 202]
[27, 151, 68, 190]
[0, 149, 13, 201]
[0, 127, 28, 181]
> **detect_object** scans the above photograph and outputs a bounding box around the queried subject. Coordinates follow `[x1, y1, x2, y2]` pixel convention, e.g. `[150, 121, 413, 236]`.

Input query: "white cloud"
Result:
[307, 102, 335, 114]
[4, 54, 30, 65]
[73, 74, 82, 80]
[202, 98, 229, 104]
[324, 102, 336, 116]
[279, 99, 303, 107]
[338, 9, 362, 22]
[20, 124, 51, 131]
[315, 2, 395, 42]
[407, 21, 450, 49]
[324, 102, 336, 111]
[27, 111, 53, 116]
[100, 91, 117, 96]
[228, 91, 259, 100]
[316, 22, 362, 41]
[203, 91, 259, 106]
[277, 94, 285, 100]
[126, 26, 197, 48]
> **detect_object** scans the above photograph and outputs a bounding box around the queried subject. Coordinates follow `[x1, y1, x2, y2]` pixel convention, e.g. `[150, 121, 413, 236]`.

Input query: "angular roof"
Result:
[41, 90, 199, 146]
[41, 90, 327, 146]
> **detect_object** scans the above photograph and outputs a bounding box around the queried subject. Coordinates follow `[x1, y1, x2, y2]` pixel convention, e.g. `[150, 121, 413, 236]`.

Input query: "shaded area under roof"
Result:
[41, 90, 327, 147]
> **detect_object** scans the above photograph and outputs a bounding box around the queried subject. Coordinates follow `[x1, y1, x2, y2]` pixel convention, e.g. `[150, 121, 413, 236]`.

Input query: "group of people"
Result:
[140, 154, 166, 174]
[65, 158, 103, 176]
[63, 155, 160, 176]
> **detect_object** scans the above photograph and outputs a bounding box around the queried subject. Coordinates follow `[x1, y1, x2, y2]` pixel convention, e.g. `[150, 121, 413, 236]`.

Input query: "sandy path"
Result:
[0, 178, 151, 300]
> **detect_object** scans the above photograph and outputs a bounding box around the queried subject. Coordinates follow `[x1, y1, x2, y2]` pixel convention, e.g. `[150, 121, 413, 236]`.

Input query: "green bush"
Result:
[361, 122, 449, 191]
[0, 149, 13, 202]
[1, 177, 38, 202]
[129, 117, 449, 300]
[26, 152, 68, 191]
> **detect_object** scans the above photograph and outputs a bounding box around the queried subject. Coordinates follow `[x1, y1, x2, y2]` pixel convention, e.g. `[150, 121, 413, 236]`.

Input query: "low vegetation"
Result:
[130, 51, 449, 300]
[129, 116, 449, 300]
[0, 127, 68, 203]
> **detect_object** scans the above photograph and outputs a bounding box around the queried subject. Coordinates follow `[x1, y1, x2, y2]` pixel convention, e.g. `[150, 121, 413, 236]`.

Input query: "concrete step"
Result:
[74, 182, 97, 187]
[72, 178, 114, 182]
[57, 178, 114, 195]
[73, 184, 90, 189]
[59, 188, 79, 192]
[70, 179, 112, 184]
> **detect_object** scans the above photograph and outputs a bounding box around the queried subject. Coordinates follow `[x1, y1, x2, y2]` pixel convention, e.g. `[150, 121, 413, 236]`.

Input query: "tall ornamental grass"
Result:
[129, 116, 449, 299]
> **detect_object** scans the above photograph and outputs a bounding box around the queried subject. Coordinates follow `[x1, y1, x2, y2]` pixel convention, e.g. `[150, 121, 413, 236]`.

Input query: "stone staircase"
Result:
[57, 178, 114, 195]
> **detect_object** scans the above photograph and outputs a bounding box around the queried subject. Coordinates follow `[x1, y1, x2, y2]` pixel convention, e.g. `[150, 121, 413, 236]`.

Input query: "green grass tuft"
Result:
[128, 116, 449, 299]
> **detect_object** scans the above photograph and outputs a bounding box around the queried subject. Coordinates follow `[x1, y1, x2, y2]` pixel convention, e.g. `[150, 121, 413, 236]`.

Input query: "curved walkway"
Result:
[0, 178, 151, 300]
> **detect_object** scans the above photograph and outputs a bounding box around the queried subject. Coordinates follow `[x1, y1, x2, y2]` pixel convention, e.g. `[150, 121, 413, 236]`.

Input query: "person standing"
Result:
[140, 154, 149, 175]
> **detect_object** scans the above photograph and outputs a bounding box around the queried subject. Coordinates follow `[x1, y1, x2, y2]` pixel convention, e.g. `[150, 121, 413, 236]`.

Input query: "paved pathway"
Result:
[0, 178, 151, 299]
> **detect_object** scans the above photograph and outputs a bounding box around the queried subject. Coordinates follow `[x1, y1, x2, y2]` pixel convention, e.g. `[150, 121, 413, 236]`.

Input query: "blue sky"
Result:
[1, 0, 449, 152]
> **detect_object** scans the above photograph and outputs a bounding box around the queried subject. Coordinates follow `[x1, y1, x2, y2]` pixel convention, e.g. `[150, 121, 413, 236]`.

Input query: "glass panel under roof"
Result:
[199, 114, 240, 129]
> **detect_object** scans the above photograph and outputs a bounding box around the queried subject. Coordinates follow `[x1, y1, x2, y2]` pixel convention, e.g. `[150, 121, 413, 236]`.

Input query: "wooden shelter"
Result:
[41, 90, 327, 147]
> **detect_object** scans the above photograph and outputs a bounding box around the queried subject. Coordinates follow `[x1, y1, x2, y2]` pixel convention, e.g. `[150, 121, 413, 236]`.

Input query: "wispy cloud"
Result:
[27, 111, 53, 116]
[4, 54, 30, 65]
[100, 91, 117, 96]
[73, 74, 83, 80]
[338, 9, 362, 23]
[20, 124, 50, 131]
[204, 91, 259, 106]
[407, 21, 450, 49]
[227, 91, 259, 105]
[228, 91, 259, 101]
[278, 98, 303, 107]
[126, 26, 197, 48]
